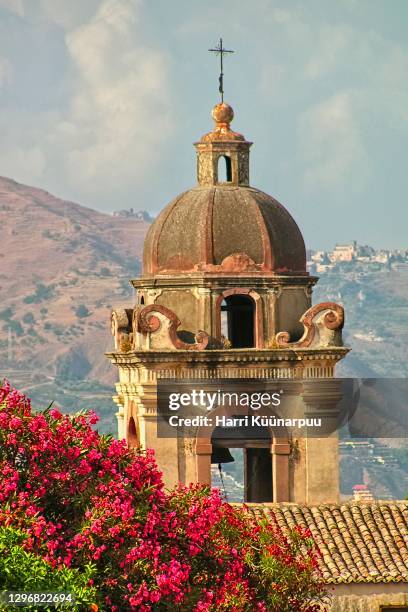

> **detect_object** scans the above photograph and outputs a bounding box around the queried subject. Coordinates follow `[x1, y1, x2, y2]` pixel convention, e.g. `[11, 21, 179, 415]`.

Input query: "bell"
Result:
[211, 446, 235, 465]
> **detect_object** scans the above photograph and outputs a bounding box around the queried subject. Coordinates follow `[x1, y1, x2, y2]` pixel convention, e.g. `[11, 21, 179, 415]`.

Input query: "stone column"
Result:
[195, 441, 212, 486]
[113, 395, 125, 440]
[302, 379, 342, 504]
[193, 287, 211, 334]
[136, 380, 180, 489]
[266, 286, 282, 342]
[272, 441, 290, 501]
[277, 381, 303, 501]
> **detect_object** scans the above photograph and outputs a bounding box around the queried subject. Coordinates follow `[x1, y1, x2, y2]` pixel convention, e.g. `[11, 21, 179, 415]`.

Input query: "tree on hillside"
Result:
[74, 304, 91, 318]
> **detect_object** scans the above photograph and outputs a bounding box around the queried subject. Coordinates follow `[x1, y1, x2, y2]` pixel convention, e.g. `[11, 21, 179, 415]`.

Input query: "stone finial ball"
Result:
[212, 102, 234, 124]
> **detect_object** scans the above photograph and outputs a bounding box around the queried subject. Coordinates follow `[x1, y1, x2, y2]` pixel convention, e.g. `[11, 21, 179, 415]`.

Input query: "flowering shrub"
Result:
[0, 526, 97, 610]
[0, 380, 327, 611]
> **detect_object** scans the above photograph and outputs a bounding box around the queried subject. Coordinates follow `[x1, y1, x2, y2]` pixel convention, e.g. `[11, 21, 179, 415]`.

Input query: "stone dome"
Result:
[143, 185, 306, 275]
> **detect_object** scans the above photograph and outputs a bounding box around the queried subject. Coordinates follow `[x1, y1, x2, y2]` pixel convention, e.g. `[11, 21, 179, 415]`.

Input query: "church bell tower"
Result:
[107, 98, 348, 505]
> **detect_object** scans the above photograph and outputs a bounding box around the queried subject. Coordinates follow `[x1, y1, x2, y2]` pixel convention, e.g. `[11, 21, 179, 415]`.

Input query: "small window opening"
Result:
[218, 155, 232, 183]
[136, 292, 145, 305]
[128, 417, 138, 448]
[221, 295, 255, 348]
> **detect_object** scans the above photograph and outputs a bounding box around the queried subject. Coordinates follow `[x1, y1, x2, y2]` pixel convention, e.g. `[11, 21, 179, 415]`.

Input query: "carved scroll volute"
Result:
[111, 308, 133, 352]
[276, 302, 344, 349]
[193, 330, 210, 350]
[138, 304, 209, 351]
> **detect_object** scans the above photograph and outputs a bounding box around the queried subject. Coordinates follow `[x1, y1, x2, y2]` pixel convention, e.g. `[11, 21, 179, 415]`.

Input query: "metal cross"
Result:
[209, 38, 234, 102]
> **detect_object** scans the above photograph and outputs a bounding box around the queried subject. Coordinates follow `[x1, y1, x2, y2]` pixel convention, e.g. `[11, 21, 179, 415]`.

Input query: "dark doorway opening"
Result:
[221, 295, 255, 348]
[218, 155, 232, 182]
[245, 448, 273, 503]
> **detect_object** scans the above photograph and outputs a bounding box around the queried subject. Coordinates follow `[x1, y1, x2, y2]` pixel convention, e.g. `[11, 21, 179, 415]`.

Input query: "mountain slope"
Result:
[0, 176, 149, 384]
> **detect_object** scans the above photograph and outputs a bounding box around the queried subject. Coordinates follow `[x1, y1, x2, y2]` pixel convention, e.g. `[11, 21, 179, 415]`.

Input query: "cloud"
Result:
[0, 0, 24, 17]
[62, 0, 173, 198]
[255, 12, 408, 193]
[271, 8, 292, 24]
[0, 56, 12, 87]
[38, 0, 100, 30]
[0, 0, 174, 209]
[0, 109, 51, 185]
[298, 92, 370, 191]
[0, 143, 46, 183]
[304, 25, 353, 79]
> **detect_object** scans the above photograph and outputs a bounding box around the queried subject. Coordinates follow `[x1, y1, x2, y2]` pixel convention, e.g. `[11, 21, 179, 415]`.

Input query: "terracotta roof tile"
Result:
[240, 501, 408, 584]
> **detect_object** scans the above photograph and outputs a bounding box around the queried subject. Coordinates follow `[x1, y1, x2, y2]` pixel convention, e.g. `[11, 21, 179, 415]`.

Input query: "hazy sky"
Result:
[0, 0, 407, 249]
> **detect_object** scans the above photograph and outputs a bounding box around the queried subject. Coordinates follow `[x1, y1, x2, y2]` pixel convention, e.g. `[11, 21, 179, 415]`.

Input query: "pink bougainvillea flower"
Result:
[0, 380, 326, 611]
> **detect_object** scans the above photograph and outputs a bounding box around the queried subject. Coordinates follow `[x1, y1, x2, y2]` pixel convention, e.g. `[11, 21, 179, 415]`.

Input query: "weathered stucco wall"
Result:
[156, 289, 199, 333]
[329, 583, 408, 611]
[276, 287, 311, 339]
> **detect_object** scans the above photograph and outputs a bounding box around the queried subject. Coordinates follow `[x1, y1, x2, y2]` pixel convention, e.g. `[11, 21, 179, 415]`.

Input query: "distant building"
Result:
[307, 243, 407, 270]
[311, 250, 327, 263]
[330, 241, 357, 262]
[356, 244, 375, 259]
[353, 484, 374, 501]
[391, 262, 408, 271]
[111, 208, 153, 222]
[373, 250, 390, 264]
[339, 440, 374, 455]
[315, 262, 335, 273]
[245, 500, 408, 609]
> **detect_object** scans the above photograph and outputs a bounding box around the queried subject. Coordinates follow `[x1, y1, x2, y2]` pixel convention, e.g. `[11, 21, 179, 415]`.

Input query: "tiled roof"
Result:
[243, 501, 408, 584]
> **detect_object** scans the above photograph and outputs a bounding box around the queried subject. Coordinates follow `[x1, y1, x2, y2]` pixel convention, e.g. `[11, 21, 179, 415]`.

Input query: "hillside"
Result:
[0, 176, 148, 398]
[313, 263, 408, 378]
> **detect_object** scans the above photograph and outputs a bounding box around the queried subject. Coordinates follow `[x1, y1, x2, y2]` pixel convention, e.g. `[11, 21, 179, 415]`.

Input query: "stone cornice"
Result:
[106, 346, 349, 367]
[131, 275, 318, 289]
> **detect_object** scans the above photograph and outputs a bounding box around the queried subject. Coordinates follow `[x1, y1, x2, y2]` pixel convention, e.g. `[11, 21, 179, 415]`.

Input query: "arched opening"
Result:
[217, 155, 232, 183]
[211, 447, 244, 502]
[221, 295, 255, 348]
[211, 423, 272, 502]
[127, 416, 138, 448]
[140, 295, 145, 305]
